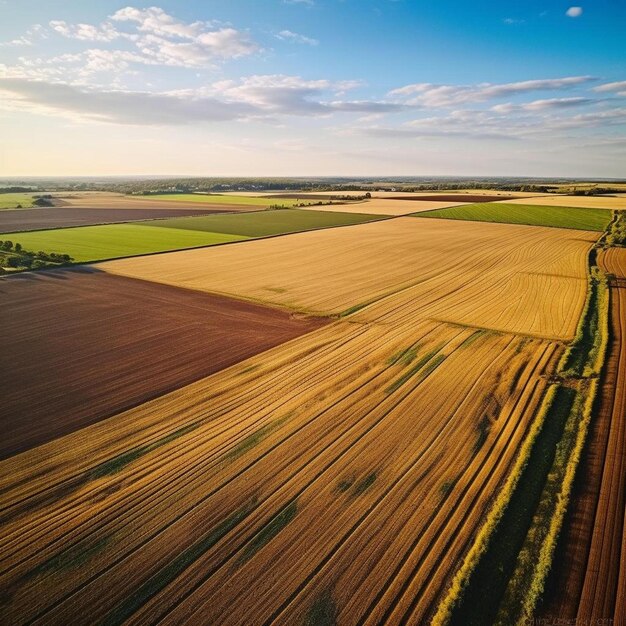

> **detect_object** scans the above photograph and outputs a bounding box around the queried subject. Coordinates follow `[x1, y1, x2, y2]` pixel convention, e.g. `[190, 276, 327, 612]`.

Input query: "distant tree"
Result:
[14, 242, 22, 253]
[2, 241, 13, 251]
[365, 192, 371, 198]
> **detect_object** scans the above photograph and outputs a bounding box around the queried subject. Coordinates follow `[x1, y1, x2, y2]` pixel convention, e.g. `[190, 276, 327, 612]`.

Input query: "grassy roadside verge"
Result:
[433, 244, 610, 626]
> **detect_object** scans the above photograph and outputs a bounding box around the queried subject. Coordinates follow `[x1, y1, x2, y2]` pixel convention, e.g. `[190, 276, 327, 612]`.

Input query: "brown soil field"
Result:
[298, 199, 469, 216]
[101, 217, 598, 340]
[497, 195, 626, 210]
[0, 268, 325, 459]
[540, 247, 626, 623]
[0, 206, 253, 233]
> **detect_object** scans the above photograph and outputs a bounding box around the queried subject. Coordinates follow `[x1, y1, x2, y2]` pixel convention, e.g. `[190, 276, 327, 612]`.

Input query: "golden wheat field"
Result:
[0, 291, 560, 626]
[101, 217, 596, 339]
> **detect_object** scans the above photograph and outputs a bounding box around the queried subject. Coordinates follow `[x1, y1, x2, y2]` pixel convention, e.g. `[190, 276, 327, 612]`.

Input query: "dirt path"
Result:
[540, 247, 626, 623]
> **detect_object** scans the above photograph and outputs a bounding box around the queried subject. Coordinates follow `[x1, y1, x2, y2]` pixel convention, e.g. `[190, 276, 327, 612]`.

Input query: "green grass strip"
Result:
[0, 223, 247, 262]
[237, 499, 298, 564]
[414, 203, 611, 231]
[144, 208, 384, 238]
[385, 346, 446, 394]
[102, 502, 255, 626]
[445, 385, 577, 626]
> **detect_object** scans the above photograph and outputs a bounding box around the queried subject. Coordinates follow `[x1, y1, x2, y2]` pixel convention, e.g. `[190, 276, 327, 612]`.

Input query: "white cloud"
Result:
[389, 76, 596, 107]
[503, 18, 525, 25]
[0, 36, 33, 47]
[0, 24, 47, 47]
[566, 7, 583, 17]
[0, 77, 258, 124]
[0, 74, 404, 124]
[44, 7, 260, 69]
[49, 20, 121, 42]
[593, 81, 626, 97]
[491, 97, 594, 113]
[275, 30, 318, 46]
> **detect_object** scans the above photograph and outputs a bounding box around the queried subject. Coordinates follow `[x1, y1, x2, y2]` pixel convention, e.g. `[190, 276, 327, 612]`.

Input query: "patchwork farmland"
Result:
[0, 186, 624, 626]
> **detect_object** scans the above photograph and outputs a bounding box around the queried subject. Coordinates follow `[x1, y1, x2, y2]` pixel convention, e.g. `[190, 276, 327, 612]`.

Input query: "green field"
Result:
[140, 194, 308, 207]
[0, 224, 248, 262]
[414, 203, 611, 231]
[0, 194, 36, 209]
[145, 208, 385, 237]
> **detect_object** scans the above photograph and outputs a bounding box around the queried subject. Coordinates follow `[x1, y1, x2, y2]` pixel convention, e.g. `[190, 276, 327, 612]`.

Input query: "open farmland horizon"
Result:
[1, 0, 626, 625]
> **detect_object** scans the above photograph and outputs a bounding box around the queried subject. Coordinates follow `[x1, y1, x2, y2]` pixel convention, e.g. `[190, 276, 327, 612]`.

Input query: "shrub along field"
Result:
[413, 203, 611, 231]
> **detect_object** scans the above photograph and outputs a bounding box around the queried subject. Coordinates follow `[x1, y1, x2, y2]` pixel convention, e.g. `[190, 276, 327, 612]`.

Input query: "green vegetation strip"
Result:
[0, 224, 248, 263]
[0, 193, 36, 209]
[385, 345, 446, 394]
[237, 499, 298, 564]
[102, 501, 256, 626]
[603, 209, 626, 246]
[434, 244, 611, 626]
[144, 208, 385, 238]
[441, 385, 577, 626]
[414, 203, 611, 231]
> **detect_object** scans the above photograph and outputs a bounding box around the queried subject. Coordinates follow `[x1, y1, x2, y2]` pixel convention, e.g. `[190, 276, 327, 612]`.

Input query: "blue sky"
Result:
[0, 0, 624, 176]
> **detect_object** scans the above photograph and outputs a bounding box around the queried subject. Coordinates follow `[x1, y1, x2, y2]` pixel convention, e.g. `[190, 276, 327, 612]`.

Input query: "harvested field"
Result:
[414, 202, 611, 231]
[498, 195, 626, 210]
[0, 298, 559, 625]
[55, 192, 255, 211]
[541, 247, 626, 623]
[298, 199, 469, 216]
[0, 223, 247, 262]
[102, 217, 597, 340]
[0, 268, 325, 459]
[142, 208, 385, 237]
[0, 206, 254, 233]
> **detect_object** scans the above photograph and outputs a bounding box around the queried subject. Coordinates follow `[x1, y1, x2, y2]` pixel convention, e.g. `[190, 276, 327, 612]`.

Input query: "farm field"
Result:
[140, 193, 316, 207]
[540, 246, 626, 624]
[0, 281, 561, 626]
[498, 195, 626, 210]
[298, 199, 470, 216]
[0, 268, 325, 458]
[0, 206, 254, 233]
[55, 192, 258, 211]
[143, 207, 385, 236]
[0, 193, 36, 209]
[102, 217, 596, 339]
[0, 223, 248, 262]
[414, 202, 611, 231]
[0, 198, 613, 626]
[0, 209, 384, 264]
